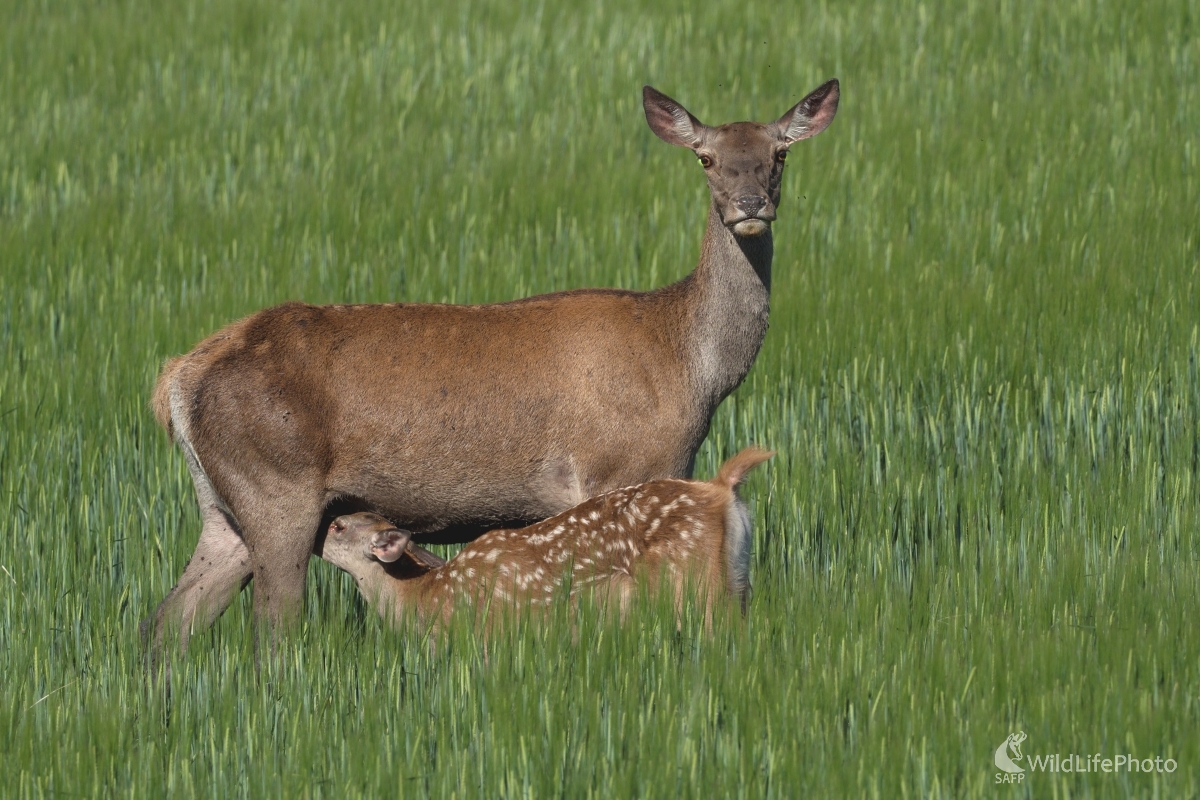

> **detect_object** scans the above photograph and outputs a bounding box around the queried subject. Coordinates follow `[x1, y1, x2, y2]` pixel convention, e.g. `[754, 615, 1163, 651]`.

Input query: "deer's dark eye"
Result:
[776, 150, 788, 163]
[698, 154, 713, 169]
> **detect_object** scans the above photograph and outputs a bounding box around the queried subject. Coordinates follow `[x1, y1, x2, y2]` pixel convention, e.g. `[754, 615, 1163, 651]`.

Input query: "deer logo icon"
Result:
[995, 732, 1028, 774]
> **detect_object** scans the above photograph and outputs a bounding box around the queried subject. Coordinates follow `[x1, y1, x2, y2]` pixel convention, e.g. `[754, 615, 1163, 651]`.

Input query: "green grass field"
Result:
[2, 0, 1197, 795]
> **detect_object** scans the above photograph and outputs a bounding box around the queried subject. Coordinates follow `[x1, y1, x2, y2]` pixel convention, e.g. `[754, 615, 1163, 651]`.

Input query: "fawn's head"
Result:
[324, 512, 413, 573]
[643, 80, 839, 237]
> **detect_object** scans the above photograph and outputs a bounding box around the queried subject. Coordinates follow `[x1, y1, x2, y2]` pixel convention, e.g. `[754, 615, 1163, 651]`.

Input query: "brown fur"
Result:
[151, 355, 185, 436]
[144, 81, 838, 650]
[319, 448, 773, 633]
[714, 446, 775, 490]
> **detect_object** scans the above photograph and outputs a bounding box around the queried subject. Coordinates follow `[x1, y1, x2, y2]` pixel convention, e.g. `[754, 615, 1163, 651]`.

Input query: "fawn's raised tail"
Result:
[713, 447, 775, 491]
[713, 447, 773, 605]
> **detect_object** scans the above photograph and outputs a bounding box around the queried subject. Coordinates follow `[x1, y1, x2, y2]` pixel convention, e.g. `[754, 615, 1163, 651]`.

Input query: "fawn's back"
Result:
[358, 447, 773, 625]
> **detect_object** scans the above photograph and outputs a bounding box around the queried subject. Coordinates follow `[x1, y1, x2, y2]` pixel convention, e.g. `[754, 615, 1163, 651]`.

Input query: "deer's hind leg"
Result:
[231, 488, 326, 638]
[143, 461, 252, 661]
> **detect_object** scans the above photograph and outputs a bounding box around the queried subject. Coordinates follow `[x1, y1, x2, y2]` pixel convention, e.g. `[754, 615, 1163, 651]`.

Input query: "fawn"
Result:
[320, 447, 773, 632]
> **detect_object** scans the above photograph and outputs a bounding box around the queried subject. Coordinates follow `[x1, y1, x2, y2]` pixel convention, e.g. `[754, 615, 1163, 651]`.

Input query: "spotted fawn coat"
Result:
[320, 447, 773, 630]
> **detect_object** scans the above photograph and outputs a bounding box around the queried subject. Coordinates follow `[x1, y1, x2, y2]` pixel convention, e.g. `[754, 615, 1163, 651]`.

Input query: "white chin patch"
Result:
[733, 219, 769, 237]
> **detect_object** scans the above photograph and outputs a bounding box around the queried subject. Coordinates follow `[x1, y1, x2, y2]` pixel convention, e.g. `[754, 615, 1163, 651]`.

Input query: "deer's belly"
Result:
[328, 404, 703, 538]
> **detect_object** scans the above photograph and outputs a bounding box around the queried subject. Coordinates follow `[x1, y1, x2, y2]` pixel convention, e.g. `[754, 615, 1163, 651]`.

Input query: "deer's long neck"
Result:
[678, 204, 772, 408]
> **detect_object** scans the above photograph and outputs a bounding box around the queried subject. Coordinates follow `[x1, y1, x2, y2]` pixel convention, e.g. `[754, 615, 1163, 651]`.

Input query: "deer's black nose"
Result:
[733, 195, 767, 215]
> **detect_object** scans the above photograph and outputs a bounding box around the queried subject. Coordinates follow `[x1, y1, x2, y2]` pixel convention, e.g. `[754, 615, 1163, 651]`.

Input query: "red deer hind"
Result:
[145, 80, 839, 652]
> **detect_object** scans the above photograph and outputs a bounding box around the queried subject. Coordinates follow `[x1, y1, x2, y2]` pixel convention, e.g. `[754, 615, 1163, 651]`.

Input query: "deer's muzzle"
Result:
[728, 194, 775, 237]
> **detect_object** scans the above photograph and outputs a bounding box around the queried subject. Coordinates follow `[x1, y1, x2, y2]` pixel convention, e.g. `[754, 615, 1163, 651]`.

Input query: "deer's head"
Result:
[323, 512, 413, 571]
[643, 80, 839, 238]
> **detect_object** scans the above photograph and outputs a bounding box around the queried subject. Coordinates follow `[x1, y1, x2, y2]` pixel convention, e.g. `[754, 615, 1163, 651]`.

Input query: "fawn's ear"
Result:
[369, 528, 412, 563]
[774, 79, 840, 145]
[405, 543, 448, 570]
[643, 86, 707, 148]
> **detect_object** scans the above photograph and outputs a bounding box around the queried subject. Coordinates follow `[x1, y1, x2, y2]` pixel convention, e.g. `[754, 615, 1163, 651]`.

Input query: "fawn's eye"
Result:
[697, 154, 713, 169]
[776, 150, 788, 163]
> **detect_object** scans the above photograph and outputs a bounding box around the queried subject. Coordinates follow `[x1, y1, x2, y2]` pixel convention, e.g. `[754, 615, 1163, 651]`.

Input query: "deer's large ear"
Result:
[775, 79, 840, 145]
[643, 86, 706, 148]
[405, 543, 448, 570]
[369, 528, 412, 563]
